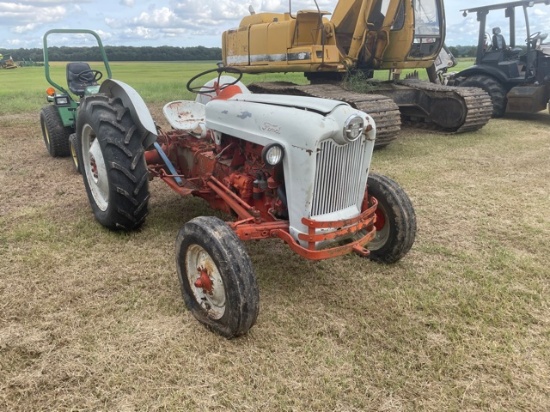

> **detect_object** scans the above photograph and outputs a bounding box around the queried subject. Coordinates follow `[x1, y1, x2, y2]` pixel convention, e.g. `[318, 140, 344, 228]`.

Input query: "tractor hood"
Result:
[204, 93, 364, 150]
[229, 93, 347, 114]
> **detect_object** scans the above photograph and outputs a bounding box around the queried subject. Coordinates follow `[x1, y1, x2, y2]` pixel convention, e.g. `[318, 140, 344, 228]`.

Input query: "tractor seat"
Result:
[66, 62, 98, 97]
[492, 27, 506, 50]
[163, 100, 205, 135]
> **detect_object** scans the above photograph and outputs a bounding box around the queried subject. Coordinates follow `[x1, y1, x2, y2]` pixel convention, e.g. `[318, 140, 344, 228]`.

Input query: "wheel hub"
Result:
[194, 267, 213, 293]
[186, 244, 226, 319]
[374, 208, 386, 231]
[369, 204, 390, 251]
[90, 156, 98, 180]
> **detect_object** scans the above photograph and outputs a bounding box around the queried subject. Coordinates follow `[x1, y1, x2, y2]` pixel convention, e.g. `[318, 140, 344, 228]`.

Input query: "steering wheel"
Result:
[528, 31, 542, 41]
[77, 69, 103, 83]
[527, 31, 548, 42]
[186, 66, 243, 94]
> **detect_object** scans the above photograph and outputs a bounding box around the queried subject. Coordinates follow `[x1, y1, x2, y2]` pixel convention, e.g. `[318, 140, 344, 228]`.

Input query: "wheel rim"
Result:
[81, 124, 109, 211]
[185, 244, 226, 320]
[41, 117, 51, 149]
[369, 205, 390, 250]
[44, 128, 51, 148]
[70, 139, 79, 170]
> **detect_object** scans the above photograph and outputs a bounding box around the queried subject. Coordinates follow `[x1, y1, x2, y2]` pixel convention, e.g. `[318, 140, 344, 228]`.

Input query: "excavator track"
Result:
[387, 80, 493, 133]
[249, 80, 492, 147]
[248, 82, 402, 149]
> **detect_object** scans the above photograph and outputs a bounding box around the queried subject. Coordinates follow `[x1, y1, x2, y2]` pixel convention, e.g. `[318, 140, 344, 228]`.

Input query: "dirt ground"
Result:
[1, 110, 549, 411]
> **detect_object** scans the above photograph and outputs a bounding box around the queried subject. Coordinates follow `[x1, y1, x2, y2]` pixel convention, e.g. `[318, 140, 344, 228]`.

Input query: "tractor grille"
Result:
[311, 138, 369, 217]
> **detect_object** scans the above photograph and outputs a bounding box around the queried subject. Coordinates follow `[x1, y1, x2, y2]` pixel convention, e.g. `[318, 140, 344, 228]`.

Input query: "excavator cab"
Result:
[341, 0, 446, 70]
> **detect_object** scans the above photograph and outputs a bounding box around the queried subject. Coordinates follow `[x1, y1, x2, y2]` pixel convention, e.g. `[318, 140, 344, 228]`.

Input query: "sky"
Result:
[2, 0, 550, 49]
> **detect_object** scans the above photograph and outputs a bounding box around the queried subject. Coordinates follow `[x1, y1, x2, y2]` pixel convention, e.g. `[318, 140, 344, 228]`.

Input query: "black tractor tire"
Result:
[366, 173, 416, 264]
[68, 133, 81, 174]
[40, 105, 72, 157]
[460, 74, 507, 118]
[176, 216, 260, 339]
[77, 95, 150, 230]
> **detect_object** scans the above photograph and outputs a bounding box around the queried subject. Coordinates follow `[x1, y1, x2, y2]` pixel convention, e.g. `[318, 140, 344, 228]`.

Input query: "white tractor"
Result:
[75, 66, 417, 338]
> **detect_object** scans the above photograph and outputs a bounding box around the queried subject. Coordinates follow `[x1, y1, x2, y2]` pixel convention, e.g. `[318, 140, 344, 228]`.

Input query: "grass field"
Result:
[0, 61, 549, 410]
[0, 59, 475, 113]
[0, 61, 309, 114]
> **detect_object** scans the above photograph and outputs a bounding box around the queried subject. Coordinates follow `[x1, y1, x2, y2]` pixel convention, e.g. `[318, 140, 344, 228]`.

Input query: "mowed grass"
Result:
[1, 61, 549, 410]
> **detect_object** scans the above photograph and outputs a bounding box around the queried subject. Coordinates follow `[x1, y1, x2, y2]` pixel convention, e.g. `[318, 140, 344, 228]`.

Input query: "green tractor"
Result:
[39, 29, 112, 171]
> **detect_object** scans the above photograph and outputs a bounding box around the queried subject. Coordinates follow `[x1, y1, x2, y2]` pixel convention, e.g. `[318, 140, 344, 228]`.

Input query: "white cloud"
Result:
[132, 7, 180, 27]
[2, 0, 550, 49]
[0, 3, 67, 33]
[14, 22, 38, 33]
[122, 26, 159, 40]
[261, 0, 283, 12]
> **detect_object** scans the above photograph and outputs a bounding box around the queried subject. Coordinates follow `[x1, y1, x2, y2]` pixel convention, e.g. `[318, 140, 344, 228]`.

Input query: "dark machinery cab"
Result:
[454, 0, 550, 116]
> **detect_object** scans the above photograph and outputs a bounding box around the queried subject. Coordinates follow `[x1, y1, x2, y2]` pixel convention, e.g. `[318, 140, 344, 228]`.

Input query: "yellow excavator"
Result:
[222, 0, 492, 147]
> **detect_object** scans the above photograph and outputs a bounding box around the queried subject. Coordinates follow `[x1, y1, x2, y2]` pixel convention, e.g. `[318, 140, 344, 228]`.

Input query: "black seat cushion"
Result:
[66, 62, 97, 96]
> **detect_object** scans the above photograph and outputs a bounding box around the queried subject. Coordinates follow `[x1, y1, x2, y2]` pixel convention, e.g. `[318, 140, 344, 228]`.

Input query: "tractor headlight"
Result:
[262, 143, 284, 166]
[55, 95, 70, 106]
[343, 114, 365, 142]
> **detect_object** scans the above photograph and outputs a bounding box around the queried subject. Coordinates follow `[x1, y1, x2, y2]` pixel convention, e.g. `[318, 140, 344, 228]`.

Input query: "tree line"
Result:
[1, 44, 485, 62]
[0, 45, 222, 62]
[447, 46, 477, 58]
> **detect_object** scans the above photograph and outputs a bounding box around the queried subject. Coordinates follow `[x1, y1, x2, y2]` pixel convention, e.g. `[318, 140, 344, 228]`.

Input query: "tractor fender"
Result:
[99, 79, 157, 148]
[455, 65, 509, 85]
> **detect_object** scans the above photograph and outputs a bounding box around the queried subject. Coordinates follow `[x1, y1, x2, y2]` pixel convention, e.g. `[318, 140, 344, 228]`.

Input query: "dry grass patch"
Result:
[0, 109, 549, 411]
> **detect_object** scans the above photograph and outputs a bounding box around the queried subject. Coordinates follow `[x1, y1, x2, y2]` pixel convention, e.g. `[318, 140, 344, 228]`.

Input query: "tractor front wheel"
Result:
[366, 173, 416, 263]
[176, 216, 259, 338]
[40, 105, 72, 157]
[77, 95, 150, 230]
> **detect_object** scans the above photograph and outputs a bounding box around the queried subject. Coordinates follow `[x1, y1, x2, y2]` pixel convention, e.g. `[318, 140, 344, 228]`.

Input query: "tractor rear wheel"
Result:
[366, 173, 416, 263]
[460, 75, 507, 118]
[77, 95, 150, 230]
[40, 105, 72, 157]
[176, 216, 259, 338]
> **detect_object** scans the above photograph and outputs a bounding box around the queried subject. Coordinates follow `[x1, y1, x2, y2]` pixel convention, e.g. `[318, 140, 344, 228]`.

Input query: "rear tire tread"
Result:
[78, 95, 149, 230]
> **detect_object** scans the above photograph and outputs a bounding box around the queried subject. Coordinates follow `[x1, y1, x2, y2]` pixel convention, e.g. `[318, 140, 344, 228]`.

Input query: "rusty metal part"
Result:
[248, 82, 401, 148]
[194, 267, 214, 293]
[157, 169, 195, 197]
[271, 223, 375, 260]
[145, 148, 162, 164]
[206, 175, 260, 220]
[231, 220, 289, 240]
[231, 196, 378, 261]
